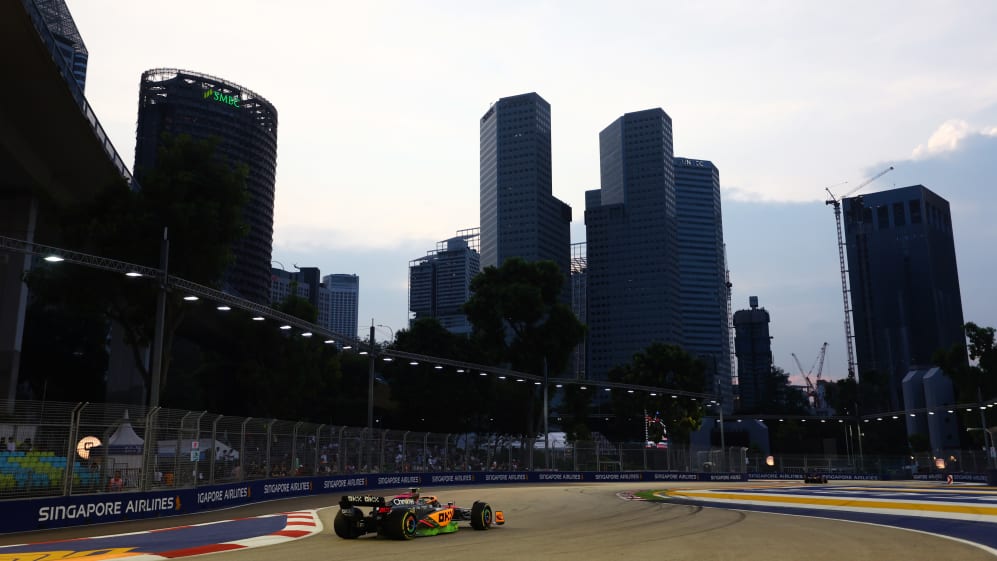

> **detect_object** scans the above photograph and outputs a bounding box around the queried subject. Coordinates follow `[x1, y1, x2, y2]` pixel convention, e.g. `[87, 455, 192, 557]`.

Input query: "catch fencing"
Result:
[0, 399, 990, 501]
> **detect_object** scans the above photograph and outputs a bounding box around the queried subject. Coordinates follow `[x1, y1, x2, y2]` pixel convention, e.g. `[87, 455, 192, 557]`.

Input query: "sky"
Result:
[66, 1, 997, 384]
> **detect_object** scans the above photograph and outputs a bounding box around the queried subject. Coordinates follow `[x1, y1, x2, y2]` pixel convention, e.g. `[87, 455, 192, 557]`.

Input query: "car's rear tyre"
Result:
[470, 501, 493, 530]
[383, 509, 417, 540]
[333, 508, 363, 539]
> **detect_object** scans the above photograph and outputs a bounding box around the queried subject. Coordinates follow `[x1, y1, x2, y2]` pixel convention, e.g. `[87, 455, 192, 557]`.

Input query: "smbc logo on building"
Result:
[202, 89, 240, 108]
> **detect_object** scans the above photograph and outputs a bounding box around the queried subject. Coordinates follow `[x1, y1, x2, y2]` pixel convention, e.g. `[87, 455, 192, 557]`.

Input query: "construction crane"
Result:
[792, 352, 818, 409]
[824, 166, 894, 381]
[792, 342, 830, 411]
[812, 342, 828, 410]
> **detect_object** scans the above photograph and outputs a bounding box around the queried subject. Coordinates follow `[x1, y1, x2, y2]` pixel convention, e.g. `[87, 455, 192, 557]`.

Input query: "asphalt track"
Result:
[1, 481, 996, 561]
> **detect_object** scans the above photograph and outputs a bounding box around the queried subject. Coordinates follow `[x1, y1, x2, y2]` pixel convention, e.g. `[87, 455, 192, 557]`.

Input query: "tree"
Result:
[738, 366, 809, 415]
[160, 289, 347, 421]
[605, 343, 707, 445]
[934, 323, 996, 400]
[25, 133, 249, 406]
[384, 318, 491, 432]
[464, 258, 585, 376]
[463, 258, 586, 435]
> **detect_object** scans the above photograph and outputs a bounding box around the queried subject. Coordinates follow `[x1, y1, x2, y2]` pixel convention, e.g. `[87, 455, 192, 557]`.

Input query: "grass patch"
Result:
[633, 490, 668, 501]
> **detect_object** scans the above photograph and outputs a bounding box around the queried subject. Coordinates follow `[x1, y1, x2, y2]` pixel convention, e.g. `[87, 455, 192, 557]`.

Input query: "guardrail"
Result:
[2, 399, 989, 505]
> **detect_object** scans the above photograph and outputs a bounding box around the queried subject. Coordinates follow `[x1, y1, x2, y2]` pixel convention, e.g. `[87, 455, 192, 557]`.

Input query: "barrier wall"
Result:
[6, 469, 988, 535]
[0, 471, 747, 534]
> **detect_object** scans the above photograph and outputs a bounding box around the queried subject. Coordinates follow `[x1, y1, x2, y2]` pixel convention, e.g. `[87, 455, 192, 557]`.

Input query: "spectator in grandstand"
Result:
[108, 471, 124, 492]
[5, 438, 16, 453]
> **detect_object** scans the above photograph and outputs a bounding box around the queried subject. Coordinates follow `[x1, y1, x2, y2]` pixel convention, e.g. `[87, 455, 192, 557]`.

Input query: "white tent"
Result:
[106, 410, 145, 471]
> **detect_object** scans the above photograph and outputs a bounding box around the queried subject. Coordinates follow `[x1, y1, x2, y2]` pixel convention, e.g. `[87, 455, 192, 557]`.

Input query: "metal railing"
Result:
[1, 399, 991, 500]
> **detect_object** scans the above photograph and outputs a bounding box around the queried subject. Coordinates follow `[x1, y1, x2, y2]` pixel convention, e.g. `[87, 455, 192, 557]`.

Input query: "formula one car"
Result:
[804, 472, 828, 484]
[333, 488, 505, 540]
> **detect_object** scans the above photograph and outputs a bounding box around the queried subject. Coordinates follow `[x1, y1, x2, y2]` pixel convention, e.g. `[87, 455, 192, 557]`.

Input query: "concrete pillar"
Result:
[0, 193, 37, 412]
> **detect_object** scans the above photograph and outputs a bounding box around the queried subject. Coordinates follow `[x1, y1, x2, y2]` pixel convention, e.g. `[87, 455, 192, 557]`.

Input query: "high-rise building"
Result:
[323, 274, 360, 341]
[733, 296, 773, 412]
[843, 185, 965, 409]
[675, 158, 732, 409]
[584, 108, 679, 380]
[570, 242, 587, 379]
[479, 93, 571, 279]
[409, 229, 480, 335]
[135, 69, 278, 304]
[270, 267, 359, 341]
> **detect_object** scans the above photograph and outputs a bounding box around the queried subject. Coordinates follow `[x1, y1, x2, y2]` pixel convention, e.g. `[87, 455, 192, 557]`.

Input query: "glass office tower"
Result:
[585, 108, 679, 380]
[479, 93, 571, 279]
[135, 68, 278, 304]
[844, 185, 965, 409]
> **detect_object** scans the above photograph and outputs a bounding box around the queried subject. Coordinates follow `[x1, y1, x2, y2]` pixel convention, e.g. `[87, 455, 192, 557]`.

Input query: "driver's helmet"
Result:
[419, 495, 440, 506]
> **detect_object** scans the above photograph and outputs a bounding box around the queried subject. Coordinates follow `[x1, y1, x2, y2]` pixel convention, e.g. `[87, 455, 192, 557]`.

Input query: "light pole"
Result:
[978, 388, 994, 469]
[149, 227, 168, 410]
[543, 357, 550, 470]
[376, 324, 394, 344]
[367, 321, 376, 431]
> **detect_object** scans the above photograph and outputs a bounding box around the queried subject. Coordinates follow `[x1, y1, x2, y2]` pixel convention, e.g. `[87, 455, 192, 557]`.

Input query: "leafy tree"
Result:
[162, 290, 341, 420]
[739, 366, 809, 415]
[464, 258, 585, 375]
[938, 322, 997, 401]
[19, 299, 108, 402]
[965, 322, 996, 378]
[384, 318, 491, 432]
[463, 258, 586, 434]
[605, 343, 707, 445]
[557, 385, 593, 442]
[25, 133, 249, 406]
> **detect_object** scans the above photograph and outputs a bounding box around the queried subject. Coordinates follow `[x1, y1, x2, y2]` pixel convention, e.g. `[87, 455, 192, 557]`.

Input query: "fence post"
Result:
[209, 415, 223, 486]
[192, 411, 206, 487]
[291, 421, 303, 475]
[238, 417, 251, 482]
[63, 401, 87, 496]
[314, 424, 324, 476]
[264, 419, 275, 478]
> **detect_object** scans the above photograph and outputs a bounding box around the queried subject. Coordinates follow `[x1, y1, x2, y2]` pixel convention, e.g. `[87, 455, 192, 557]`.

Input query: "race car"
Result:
[333, 488, 505, 540]
[804, 472, 829, 484]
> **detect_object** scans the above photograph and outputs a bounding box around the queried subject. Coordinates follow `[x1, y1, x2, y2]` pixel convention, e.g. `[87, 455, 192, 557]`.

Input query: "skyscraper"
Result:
[135, 69, 278, 304]
[409, 229, 480, 335]
[570, 242, 587, 379]
[843, 185, 965, 409]
[675, 158, 732, 407]
[734, 296, 773, 412]
[479, 93, 571, 279]
[270, 267, 359, 341]
[585, 108, 679, 380]
[323, 274, 360, 341]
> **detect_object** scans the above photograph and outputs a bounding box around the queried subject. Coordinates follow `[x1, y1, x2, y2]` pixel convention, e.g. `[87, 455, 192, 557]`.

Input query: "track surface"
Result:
[2, 482, 995, 561]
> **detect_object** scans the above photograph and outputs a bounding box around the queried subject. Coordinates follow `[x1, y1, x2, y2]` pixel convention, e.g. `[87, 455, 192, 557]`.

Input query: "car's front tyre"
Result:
[470, 501, 493, 530]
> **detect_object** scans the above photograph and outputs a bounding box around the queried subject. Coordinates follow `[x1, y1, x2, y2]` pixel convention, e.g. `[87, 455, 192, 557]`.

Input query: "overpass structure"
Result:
[0, 0, 133, 408]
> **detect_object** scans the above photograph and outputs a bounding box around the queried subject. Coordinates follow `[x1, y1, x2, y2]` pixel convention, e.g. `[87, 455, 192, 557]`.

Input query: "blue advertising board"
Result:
[0, 470, 747, 534]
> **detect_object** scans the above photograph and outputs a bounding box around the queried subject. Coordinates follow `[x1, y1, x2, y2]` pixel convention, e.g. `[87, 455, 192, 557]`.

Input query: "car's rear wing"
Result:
[340, 495, 386, 508]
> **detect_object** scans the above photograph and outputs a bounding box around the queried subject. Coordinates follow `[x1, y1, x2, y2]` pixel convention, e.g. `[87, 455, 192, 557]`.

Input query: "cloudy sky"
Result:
[67, 1, 997, 384]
